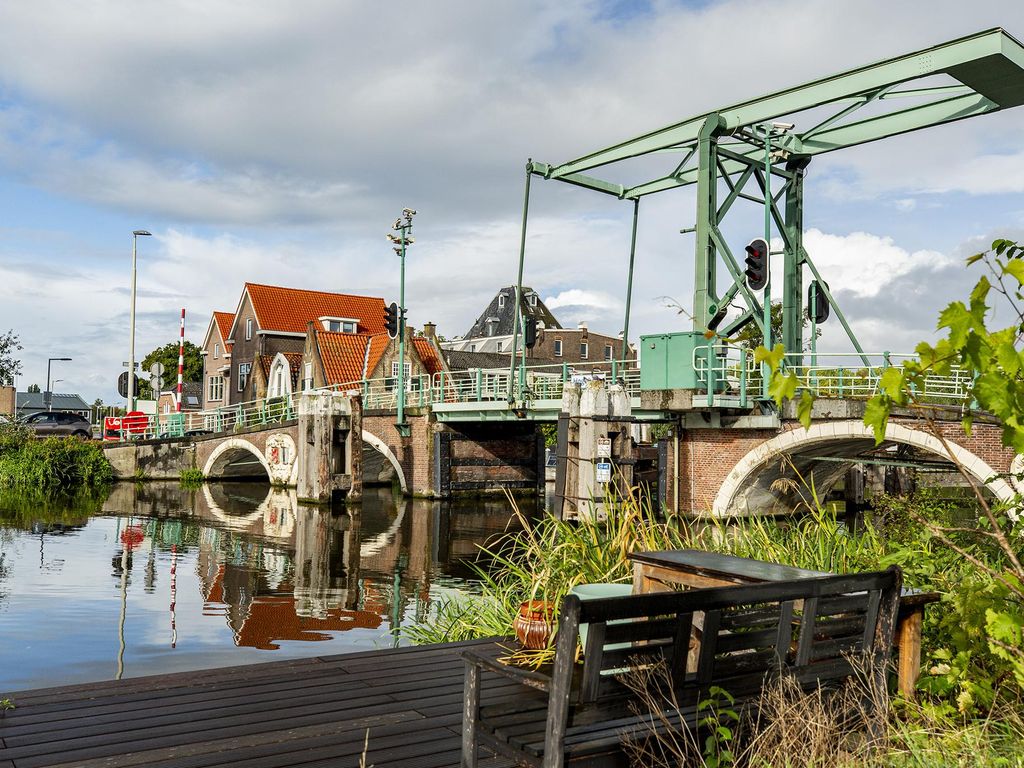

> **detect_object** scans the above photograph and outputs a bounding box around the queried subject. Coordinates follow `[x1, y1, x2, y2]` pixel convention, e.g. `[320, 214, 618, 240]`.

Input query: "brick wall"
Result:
[362, 410, 435, 496]
[361, 412, 541, 497]
[672, 415, 1016, 516]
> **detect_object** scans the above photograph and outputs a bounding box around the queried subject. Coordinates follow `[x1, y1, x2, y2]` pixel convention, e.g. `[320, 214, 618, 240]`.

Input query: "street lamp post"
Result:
[45, 358, 71, 411]
[387, 209, 416, 438]
[128, 230, 152, 411]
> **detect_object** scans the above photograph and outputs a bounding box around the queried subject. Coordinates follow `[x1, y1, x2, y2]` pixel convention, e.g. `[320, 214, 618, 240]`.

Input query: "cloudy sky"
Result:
[1, 0, 1023, 403]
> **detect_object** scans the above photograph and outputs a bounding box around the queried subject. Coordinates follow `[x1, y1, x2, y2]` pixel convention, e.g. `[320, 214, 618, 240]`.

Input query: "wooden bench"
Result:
[629, 549, 940, 697]
[462, 567, 902, 768]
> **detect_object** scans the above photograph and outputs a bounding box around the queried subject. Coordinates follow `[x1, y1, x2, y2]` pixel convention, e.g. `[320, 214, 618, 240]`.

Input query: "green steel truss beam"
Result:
[541, 28, 1024, 185]
[512, 29, 1024, 389]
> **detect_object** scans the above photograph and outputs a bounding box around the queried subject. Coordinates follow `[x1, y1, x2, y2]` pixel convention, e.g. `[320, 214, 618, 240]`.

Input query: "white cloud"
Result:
[0, 0, 1021, 400]
[801, 229, 953, 299]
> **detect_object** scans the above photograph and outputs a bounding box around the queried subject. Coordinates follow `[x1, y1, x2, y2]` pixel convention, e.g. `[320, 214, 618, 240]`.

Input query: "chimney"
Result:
[423, 321, 436, 339]
[577, 320, 587, 330]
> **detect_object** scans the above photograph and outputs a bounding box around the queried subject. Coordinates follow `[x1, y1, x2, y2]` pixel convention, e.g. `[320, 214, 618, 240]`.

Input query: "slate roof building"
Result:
[441, 286, 634, 367]
[13, 392, 91, 419]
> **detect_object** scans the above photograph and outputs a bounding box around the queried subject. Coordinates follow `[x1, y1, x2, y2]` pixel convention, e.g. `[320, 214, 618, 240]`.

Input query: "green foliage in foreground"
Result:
[0, 421, 112, 492]
[407, 486, 1023, 716]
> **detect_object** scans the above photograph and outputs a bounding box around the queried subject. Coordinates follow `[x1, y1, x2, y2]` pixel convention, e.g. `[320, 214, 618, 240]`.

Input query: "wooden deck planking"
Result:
[0, 639, 516, 768]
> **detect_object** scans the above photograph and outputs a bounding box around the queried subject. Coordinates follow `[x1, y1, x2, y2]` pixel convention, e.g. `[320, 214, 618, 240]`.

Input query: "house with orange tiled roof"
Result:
[200, 311, 235, 409]
[287, 320, 448, 400]
[203, 283, 391, 406]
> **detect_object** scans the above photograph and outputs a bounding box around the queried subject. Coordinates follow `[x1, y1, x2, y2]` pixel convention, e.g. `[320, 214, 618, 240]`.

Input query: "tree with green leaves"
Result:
[731, 301, 819, 350]
[26, 383, 40, 393]
[759, 237, 1024, 706]
[135, 341, 203, 400]
[0, 330, 22, 386]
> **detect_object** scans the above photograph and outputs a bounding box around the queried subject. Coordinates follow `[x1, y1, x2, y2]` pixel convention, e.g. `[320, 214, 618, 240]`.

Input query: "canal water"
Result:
[0, 483, 528, 692]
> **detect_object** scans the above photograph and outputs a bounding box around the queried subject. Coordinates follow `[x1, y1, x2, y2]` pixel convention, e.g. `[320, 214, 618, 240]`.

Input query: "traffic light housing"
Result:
[384, 302, 400, 338]
[523, 317, 537, 349]
[807, 280, 830, 324]
[744, 238, 768, 291]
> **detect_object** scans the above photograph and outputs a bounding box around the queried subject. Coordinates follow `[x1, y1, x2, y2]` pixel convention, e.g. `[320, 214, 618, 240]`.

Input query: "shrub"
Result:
[0, 434, 112, 492]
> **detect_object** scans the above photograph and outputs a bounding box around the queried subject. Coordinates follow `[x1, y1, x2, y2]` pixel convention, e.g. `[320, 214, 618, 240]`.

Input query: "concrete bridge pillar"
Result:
[296, 391, 362, 505]
[555, 379, 634, 520]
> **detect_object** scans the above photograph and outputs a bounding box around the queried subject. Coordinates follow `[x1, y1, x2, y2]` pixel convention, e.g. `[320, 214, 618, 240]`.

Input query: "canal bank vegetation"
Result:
[179, 467, 205, 488]
[0, 421, 112, 492]
[408, 487, 1024, 766]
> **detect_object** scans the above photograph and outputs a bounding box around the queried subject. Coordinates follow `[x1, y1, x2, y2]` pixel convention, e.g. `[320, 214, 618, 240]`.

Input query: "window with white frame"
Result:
[604, 344, 613, 361]
[528, 293, 538, 307]
[390, 361, 412, 390]
[497, 294, 506, 308]
[328, 319, 341, 332]
[238, 362, 252, 392]
[553, 339, 562, 357]
[208, 375, 224, 402]
[214, 342, 220, 359]
[580, 342, 589, 359]
[303, 362, 313, 391]
[343, 321, 357, 333]
[245, 318, 253, 340]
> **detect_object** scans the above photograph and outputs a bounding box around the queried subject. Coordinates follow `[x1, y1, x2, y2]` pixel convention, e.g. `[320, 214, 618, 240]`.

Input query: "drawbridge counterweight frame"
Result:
[505, 28, 1024, 399]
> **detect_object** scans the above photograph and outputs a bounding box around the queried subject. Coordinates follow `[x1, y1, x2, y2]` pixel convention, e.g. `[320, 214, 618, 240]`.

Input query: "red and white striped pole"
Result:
[177, 308, 185, 413]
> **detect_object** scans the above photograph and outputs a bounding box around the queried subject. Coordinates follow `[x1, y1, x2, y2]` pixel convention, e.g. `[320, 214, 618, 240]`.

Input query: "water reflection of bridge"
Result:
[104, 483, 522, 650]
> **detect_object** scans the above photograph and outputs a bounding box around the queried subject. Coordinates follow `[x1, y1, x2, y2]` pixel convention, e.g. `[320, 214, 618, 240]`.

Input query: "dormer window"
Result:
[528, 293, 538, 307]
[321, 317, 358, 333]
[497, 293, 507, 308]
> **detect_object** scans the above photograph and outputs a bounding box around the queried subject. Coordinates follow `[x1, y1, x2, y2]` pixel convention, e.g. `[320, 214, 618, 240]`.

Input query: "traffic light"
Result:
[524, 317, 537, 349]
[384, 302, 400, 338]
[744, 238, 768, 291]
[807, 280, 830, 324]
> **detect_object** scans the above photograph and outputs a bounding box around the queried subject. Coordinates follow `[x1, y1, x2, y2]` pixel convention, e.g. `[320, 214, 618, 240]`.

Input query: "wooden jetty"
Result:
[0, 639, 516, 768]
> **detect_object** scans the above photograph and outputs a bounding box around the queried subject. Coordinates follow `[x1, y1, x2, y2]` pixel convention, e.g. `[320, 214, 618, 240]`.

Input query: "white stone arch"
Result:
[203, 437, 273, 480]
[267, 352, 294, 399]
[713, 420, 1015, 516]
[361, 430, 407, 494]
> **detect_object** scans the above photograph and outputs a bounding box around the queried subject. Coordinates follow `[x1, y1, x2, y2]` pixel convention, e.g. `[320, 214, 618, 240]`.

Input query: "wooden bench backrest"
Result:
[548, 566, 902, 711]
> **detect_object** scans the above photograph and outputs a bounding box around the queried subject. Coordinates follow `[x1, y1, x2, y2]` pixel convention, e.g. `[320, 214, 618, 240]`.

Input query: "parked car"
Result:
[21, 411, 93, 438]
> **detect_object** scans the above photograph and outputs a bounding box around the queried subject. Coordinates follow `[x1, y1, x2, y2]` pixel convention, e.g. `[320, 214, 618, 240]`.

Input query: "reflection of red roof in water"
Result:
[203, 569, 381, 650]
[236, 597, 382, 650]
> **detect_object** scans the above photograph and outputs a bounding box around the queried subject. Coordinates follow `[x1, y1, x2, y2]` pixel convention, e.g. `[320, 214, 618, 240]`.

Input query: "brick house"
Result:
[201, 283, 388, 407]
[200, 311, 235, 410]
[294, 321, 446, 396]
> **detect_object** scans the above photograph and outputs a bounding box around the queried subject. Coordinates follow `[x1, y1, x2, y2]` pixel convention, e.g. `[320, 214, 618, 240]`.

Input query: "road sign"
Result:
[596, 437, 611, 458]
[149, 361, 165, 377]
[117, 371, 140, 398]
[595, 461, 612, 483]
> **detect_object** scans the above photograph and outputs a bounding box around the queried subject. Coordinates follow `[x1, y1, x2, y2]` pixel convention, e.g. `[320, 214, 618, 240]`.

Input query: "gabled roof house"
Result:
[202, 283, 389, 408]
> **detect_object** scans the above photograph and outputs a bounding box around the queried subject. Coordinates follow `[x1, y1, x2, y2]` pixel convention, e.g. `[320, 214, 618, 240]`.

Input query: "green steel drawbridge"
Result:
[507, 27, 1024, 396]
